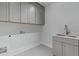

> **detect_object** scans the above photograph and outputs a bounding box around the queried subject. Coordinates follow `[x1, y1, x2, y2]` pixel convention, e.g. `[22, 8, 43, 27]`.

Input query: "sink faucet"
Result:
[64, 24, 70, 35]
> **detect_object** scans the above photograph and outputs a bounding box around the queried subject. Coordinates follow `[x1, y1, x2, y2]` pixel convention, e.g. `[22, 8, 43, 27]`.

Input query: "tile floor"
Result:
[16, 44, 52, 56]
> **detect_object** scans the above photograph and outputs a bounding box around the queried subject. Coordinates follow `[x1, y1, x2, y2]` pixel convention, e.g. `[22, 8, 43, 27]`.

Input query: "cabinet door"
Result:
[35, 4, 45, 25]
[53, 40, 63, 56]
[28, 3, 36, 24]
[63, 43, 78, 56]
[40, 6, 45, 25]
[0, 2, 8, 21]
[21, 2, 29, 23]
[9, 2, 20, 23]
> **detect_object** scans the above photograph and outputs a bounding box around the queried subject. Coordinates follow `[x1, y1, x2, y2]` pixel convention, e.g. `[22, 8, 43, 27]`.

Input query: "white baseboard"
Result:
[0, 41, 40, 56]
[41, 42, 52, 48]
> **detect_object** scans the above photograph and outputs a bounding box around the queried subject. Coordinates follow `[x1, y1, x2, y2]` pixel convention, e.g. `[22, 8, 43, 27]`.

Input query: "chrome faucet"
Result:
[64, 24, 70, 35]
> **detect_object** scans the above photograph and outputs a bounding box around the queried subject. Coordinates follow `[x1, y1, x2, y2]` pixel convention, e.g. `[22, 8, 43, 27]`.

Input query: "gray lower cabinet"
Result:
[9, 2, 20, 23]
[0, 2, 8, 21]
[53, 36, 79, 56]
[53, 40, 63, 56]
[63, 43, 78, 56]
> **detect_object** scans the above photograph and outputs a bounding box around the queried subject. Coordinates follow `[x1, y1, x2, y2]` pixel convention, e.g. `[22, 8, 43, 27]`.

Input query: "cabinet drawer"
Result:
[63, 38, 79, 46]
[53, 36, 79, 46]
[53, 36, 64, 42]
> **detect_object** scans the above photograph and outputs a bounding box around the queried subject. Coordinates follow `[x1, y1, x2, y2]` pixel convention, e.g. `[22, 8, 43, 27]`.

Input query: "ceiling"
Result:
[38, 2, 53, 7]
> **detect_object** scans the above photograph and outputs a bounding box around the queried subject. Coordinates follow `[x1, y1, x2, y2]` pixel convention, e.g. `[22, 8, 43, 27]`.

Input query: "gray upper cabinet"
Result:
[0, 2, 45, 25]
[9, 2, 20, 23]
[21, 2, 45, 25]
[35, 3, 45, 25]
[21, 2, 36, 24]
[28, 3, 36, 24]
[21, 2, 29, 23]
[0, 2, 8, 21]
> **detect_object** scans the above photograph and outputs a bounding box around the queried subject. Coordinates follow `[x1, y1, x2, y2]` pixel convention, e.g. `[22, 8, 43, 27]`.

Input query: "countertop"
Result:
[53, 35, 79, 40]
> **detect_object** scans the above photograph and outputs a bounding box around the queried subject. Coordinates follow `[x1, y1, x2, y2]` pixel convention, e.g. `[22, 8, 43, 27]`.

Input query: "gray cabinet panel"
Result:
[63, 43, 78, 56]
[63, 38, 78, 46]
[0, 2, 45, 25]
[39, 6, 45, 25]
[53, 40, 63, 56]
[21, 2, 36, 24]
[35, 4, 45, 25]
[9, 2, 20, 22]
[21, 2, 29, 23]
[28, 3, 36, 24]
[0, 2, 8, 21]
[53, 36, 79, 56]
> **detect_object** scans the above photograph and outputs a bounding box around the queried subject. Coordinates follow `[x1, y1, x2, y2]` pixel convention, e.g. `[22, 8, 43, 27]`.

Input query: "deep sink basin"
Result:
[56, 34, 76, 38]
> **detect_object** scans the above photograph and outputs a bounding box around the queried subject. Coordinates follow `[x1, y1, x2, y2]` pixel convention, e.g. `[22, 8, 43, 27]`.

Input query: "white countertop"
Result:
[53, 35, 79, 40]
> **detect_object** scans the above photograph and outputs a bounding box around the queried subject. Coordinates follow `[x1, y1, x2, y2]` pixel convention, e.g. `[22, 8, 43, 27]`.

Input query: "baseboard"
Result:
[0, 41, 40, 56]
[41, 42, 52, 48]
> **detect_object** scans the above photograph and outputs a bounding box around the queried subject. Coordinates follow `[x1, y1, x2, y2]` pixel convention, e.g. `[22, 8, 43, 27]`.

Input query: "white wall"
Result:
[0, 33, 41, 56]
[0, 22, 42, 55]
[0, 22, 43, 36]
[41, 2, 79, 48]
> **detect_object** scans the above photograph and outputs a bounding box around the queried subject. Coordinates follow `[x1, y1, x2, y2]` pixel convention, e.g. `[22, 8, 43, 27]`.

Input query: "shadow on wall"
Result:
[0, 22, 43, 36]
